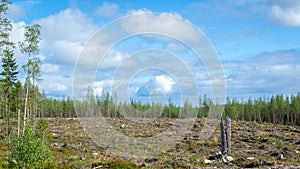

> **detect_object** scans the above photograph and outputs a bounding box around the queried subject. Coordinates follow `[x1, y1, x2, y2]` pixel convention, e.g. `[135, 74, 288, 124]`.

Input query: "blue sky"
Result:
[6, 0, 300, 103]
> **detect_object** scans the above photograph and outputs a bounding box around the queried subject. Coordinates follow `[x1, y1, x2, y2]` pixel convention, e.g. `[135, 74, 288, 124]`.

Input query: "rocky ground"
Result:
[1, 118, 300, 168]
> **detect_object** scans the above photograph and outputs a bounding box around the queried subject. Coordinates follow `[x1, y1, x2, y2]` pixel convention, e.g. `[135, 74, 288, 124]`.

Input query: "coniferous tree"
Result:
[0, 0, 18, 140]
[1, 48, 18, 139]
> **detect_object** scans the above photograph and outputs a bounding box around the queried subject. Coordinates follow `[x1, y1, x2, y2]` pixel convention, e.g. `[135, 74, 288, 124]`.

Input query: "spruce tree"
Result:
[0, 0, 18, 140]
[1, 48, 18, 139]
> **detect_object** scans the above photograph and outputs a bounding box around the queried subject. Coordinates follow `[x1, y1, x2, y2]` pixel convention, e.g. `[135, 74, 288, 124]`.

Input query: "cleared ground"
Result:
[1, 118, 300, 168]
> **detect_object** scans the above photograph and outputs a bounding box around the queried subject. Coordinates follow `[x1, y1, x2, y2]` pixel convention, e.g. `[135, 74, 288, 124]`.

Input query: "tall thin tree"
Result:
[1, 48, 18, 140]
[19, 24, 41, 135]
[0, 0, 18, 141]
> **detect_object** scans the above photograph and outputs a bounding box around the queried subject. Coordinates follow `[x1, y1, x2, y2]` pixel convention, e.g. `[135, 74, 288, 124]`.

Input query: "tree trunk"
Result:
[220, 116, 227, 154]
[23, 82, 29, 136]
[225, 117, 231, 155]
[17, 109, 20, 137]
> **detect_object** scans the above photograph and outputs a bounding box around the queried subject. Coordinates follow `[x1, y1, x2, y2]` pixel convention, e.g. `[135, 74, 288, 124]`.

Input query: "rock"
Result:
[91, 152, 99, 157]
[139, 162, 147, 167]
[52, 133, 59, 138]
[203, 159, 212, 164]
[224, 156, 233, 162]
[279, 154, 285, 160]
[247, 157, 255, 160]
[208, 151, 222, 160]
[53, 142, 58, 147]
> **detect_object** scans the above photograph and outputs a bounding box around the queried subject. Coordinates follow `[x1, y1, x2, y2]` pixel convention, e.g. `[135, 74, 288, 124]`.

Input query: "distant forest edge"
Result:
[1, 86, 300, 126]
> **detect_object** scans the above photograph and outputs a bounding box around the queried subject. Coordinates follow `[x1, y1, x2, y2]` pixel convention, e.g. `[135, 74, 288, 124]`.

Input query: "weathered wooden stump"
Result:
[220, 116, 227, 154]
[225, 117, 231, 155]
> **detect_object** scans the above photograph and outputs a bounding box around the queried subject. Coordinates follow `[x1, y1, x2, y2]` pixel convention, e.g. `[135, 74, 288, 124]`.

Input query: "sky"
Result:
[5, 0, 300, 104]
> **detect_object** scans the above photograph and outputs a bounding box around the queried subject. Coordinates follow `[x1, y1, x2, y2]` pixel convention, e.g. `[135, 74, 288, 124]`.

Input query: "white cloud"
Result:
[270, 4, 300, 27]
[49, 40, 83, 65]
[37, 8, 97, 43]
[99, 50, 129, 69]
[95, 2, 119, 18]
[185, 0, 300, 28]
[93, 80, 113, 96]
[155, 75, 175, 93]
[10, 21, 26, 67]
[93, 86, 103, 96]
[120, 12, 203, 45]
[42, 63, 60, 74]
[10, 21, 26, 44]
[29, 8, 98, 97]
[35, 8, 98, 68]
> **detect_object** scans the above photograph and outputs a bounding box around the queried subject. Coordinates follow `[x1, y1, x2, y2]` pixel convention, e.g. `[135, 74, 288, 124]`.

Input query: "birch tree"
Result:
[19, 24, 41, 135]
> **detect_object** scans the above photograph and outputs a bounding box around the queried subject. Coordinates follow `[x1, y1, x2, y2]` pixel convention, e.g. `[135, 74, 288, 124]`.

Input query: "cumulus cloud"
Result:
[119, 11, 203, 45]
[155, 75, 176, 93]
[10, 21, 26, 68]
[95, 2, 119, 18]
[31, 8, 98, 97]
[42, 63, 60, 74]
[99, 50, 130, 69]
[135, 75, 176, 97]
[270, 5, 300, 27]
[37, 8, 97, 43]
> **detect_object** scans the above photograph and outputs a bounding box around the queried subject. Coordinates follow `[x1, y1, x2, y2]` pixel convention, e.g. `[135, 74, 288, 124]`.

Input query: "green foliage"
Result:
[274, 138, 283, 150]
[0, 0, 13, 50]
[8, 122, 57, 169]
[35, 118, 49, 139]
[1, 49, 18, 85]
[19, 24, 41, 56]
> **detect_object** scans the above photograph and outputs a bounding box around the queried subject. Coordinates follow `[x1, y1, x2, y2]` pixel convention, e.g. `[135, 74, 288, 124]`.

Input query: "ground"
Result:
[1, 118, 300, 168]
